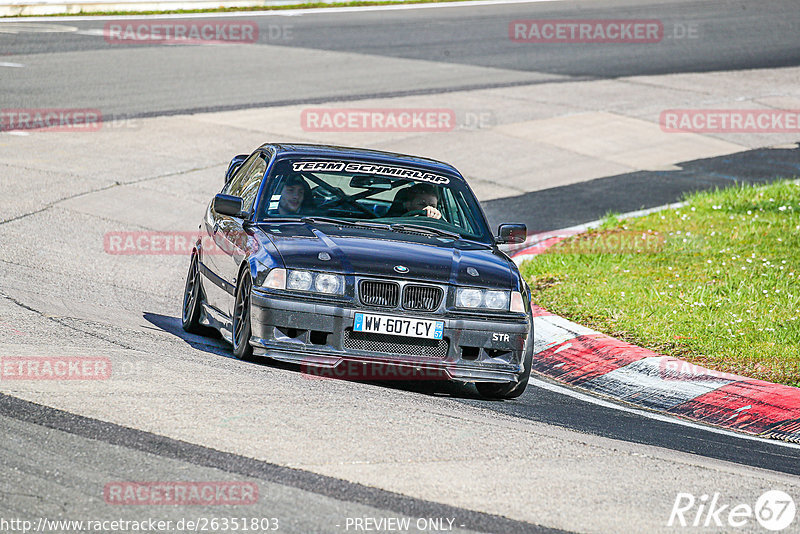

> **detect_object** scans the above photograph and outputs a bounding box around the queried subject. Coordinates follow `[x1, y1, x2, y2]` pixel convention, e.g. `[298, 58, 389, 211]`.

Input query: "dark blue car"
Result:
[182, 143, 533, 398]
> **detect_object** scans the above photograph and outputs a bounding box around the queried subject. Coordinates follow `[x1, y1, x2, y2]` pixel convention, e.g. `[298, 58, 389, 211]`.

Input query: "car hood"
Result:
[259, 224, 516, 288]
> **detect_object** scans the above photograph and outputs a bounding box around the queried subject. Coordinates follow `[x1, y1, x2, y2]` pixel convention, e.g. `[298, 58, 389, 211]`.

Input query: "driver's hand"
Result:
[423, 206, 442, 219]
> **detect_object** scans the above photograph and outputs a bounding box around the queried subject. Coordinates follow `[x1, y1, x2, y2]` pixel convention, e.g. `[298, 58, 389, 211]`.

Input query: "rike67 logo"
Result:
[668, 491, 796, 531]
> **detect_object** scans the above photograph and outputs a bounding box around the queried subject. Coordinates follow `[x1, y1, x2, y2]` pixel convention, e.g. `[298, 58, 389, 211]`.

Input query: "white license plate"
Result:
[353, 313, 444, 340]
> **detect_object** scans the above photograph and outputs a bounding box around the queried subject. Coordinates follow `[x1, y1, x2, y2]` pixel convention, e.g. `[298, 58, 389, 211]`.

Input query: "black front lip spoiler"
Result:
[251, 346, 520, 383]
[248, 289, 531, 384]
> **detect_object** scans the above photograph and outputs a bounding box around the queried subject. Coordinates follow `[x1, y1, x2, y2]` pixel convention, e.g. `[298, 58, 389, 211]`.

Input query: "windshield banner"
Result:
[291, 161, 450, 185]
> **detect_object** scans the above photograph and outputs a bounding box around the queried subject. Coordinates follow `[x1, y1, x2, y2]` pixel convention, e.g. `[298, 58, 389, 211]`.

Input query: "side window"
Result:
[221, 153, 267, 214]
[240, 157, 267, 212]
[222, 153, 258, 197]
[441, 188, 476, 235]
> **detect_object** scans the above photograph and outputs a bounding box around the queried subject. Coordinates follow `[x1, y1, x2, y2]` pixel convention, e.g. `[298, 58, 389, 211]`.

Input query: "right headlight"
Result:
[484, 290, 509, 310]
[455, 288, 515, 311]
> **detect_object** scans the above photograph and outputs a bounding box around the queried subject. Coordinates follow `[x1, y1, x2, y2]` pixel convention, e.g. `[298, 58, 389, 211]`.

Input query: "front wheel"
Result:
[232, 272, 254, 361]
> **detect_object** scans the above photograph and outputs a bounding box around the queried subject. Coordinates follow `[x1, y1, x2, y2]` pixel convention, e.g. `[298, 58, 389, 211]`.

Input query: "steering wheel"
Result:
[403, 210, 428, 217]
[311, 185, 377, 218]
[313, 186, 342, 205]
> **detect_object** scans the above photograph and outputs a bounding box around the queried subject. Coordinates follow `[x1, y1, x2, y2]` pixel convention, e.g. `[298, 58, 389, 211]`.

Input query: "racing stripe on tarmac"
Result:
[518, 230, 800, 443]
[530, 310, 800, 441]
[580, 357, 735, 411]
[532, 333, 667, 387]
[760, 419, 800, 444]
[668, 381, 800, 437]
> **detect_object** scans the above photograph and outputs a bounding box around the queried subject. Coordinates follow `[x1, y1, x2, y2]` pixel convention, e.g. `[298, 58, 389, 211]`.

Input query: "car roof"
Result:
[262, 143, 464, 181]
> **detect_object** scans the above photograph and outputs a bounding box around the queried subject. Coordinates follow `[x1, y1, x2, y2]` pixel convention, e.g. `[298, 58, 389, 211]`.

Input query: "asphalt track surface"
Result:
[2, 1, 800, 532]
[4, 0, 800, 117]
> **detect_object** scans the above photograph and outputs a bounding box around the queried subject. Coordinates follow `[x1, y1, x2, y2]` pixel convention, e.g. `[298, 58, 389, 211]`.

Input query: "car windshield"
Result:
[257, 157, 492, 242]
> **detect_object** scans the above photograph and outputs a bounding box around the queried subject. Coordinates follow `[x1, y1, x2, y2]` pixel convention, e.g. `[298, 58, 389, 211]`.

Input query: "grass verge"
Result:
[7, 0, 471, 18]
[521, 179, 800, 387]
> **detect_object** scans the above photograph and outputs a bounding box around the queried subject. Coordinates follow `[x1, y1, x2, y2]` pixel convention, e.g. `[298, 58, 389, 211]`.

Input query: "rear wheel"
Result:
[182, 254, 206, 334]
[232, 271, 254, 361]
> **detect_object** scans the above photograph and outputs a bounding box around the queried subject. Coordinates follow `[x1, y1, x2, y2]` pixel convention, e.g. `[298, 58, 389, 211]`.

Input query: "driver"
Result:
[277, 174, 311, 215]
[399, 183, 443, 220]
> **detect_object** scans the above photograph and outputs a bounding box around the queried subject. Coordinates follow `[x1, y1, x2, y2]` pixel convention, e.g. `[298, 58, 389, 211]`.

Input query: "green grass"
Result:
[521, 179, 800, 387]
[597, 211, 622, 230]
[6, 0, 471, 17]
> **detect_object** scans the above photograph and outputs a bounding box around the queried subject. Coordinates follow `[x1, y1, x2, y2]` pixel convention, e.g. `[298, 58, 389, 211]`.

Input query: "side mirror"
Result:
[214, 194, 245, 217]
[225, 154, 249, 184]
[496, 223, 527, 244]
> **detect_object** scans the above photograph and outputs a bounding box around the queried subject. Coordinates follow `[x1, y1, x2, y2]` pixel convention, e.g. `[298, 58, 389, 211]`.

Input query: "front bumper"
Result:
[250, 290, 531, 383]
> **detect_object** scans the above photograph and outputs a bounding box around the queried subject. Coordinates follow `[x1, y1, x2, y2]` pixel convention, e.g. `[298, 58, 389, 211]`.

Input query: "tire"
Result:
[232, 270, 254, 361]
[476, 327, 534, 400]
[182, 253, 206, 335]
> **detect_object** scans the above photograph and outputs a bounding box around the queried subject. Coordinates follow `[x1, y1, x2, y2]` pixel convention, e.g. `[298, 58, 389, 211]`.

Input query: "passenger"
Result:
[278, 174, 311, 215]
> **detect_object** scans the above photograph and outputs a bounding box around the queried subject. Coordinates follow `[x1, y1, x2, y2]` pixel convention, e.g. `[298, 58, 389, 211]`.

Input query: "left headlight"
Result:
[282, 270, 344, 295]
[455, 288, 512, 310]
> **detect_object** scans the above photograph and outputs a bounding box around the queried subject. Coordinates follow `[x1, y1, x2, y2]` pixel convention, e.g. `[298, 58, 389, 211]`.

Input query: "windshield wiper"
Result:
[302, 216, 391, 230]
[390, 223, 461, 240]
[266, 217, 461, 240]
[257, 218, 304, 224]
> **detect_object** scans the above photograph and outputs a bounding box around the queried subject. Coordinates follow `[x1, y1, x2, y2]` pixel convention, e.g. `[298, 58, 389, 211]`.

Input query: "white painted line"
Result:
[0, 61, 24, 67]
[8, 0, 562, 22]
[509, 200, 687, 253]
[529, 375, 800, 450]
[0, 22, 78, 32]
[511, 253, 536, 265]
[547, 200, 690, 240]
[2, 131, 31, 135]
